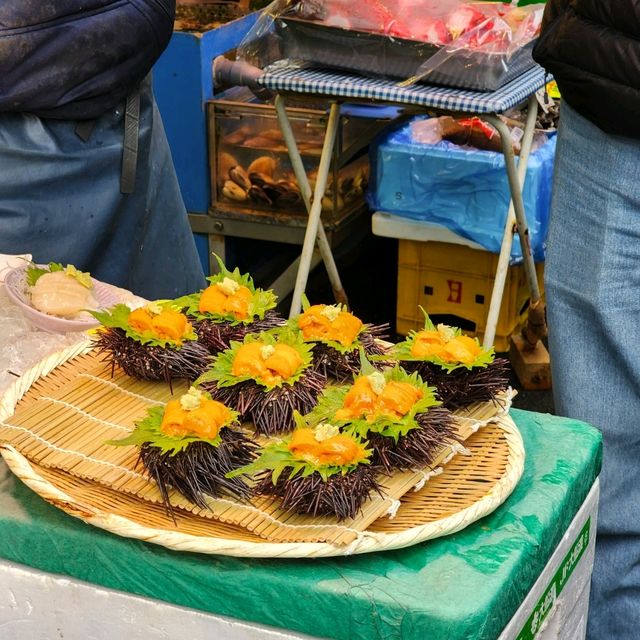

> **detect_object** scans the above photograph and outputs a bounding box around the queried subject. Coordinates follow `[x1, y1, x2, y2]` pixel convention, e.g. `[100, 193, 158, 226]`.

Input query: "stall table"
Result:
[0, 278, 601, 640]
[0, 409, 601, 638]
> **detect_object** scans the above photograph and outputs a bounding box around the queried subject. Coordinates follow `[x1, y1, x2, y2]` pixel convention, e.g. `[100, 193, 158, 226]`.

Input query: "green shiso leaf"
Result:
[420, 306, 437, 331]
[196, 329, 314, 391]
[25, 261, 68, 287]
[174, 254, 277, 324]
[358, 346, 377, 376]
[227, 423, 371, 482]
[307, 365, 441, 442]
[90, 303, 198, 349]
[105, 398, 240, 456]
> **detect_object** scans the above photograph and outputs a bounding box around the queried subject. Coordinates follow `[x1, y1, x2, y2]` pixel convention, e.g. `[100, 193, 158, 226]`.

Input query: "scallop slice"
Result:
[30, 271, 97, 318]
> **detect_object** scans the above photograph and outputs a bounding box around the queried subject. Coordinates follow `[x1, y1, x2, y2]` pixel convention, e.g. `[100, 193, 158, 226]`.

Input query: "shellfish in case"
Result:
[208, 88, 378, 225]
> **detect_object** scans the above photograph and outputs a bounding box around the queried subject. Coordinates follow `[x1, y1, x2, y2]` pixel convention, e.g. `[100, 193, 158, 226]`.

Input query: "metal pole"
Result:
[275, 100, 341, 318]
[482, 96, 540, 348]
[274, 96, 349, 311]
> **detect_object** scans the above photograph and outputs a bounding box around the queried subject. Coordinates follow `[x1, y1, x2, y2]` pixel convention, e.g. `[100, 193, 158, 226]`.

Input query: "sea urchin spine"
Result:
[194, 310, 285, 355]
[254, 465, 384, 520]
[139, 428, 258, 513]
[367, 406, 457, 472]
[401, 358, 510, 410]
[200, 369, 327, 436]
[93, 327, 211, 384]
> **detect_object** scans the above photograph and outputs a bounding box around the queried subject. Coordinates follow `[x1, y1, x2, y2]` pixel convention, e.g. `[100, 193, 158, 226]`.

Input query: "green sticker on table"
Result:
[516, 517, 591, 640]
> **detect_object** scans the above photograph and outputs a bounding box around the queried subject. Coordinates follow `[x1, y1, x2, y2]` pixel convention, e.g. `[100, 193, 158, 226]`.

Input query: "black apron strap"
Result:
[120, 88, 141, 194]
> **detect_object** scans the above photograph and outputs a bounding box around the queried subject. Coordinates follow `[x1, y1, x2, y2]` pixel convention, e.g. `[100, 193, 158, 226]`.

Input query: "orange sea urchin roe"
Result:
[160, 398, 231, 439]
[127, 308, 191, 343]
[377, 381, 423, 419]
[441, 334, 482, 364]
[127, 308, 155, 333]
[231, 342, 303, 385]
[316, 434, 362, 465]
[410, 330, 446, 358]
[334, 377, 378, 421]
[288, 428, 364, 466]
[230, 342, 265, 379]
[151, 309, 191, 342]
[411, 329, 481, 365]
[263, 345, 302, 381]
[335, 377, 423, 421]
[331, 312, 363, 345]
[297, 305, 363, 346]
[289, 428, 321, 463]
[183, 400, 231, 439]
[198, 282, 252, 320]
[159, 400, 186, 436]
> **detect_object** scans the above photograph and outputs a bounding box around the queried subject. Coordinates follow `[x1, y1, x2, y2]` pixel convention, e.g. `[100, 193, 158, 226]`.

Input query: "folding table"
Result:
[254, 62, 547, 346]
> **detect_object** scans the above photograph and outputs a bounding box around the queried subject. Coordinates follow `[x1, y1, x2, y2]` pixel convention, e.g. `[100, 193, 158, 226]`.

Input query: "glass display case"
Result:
[208, 88, 377, 225]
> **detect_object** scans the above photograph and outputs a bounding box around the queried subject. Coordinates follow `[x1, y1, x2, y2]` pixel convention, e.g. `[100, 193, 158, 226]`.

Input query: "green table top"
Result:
[0, 408, 601, 640]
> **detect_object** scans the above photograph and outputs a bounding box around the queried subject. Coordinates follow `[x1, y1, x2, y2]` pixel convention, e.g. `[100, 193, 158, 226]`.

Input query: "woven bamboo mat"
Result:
[0, 417, 518, 558]
[0, 344, 522, 555]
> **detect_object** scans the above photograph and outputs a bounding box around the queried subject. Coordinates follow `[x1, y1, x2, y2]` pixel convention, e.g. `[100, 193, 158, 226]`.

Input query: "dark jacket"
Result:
[532, 0, 640, 138]
[0, 1, 175, 120]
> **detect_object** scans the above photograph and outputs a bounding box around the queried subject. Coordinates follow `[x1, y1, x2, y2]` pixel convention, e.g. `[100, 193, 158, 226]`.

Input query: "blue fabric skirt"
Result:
[546, 101, 640, 638]
[0, 79, 205, 300]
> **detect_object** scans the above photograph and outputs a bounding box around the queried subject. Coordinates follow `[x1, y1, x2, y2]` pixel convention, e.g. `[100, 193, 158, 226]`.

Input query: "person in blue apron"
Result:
[0, 1, 206, 300]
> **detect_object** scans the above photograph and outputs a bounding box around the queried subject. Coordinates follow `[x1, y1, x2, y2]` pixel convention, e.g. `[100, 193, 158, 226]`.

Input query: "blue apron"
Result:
[0, 79, 205, 300]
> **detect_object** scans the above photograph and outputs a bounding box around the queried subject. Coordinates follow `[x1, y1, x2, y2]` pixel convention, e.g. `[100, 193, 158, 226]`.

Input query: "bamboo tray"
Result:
[0, 341, 524, 558]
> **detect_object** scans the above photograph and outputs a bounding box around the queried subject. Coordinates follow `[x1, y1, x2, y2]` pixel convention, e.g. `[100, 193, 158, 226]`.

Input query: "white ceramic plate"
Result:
[4, 266, 121, 333]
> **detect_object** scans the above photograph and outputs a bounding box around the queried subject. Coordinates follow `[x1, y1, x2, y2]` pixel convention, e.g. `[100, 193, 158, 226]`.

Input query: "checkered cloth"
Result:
[258, 62, 547, 114]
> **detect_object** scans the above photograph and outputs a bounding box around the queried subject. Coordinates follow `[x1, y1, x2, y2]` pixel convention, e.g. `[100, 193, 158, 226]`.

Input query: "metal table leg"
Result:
[273, 96, 345, 317]
[483, 95, 543, 348]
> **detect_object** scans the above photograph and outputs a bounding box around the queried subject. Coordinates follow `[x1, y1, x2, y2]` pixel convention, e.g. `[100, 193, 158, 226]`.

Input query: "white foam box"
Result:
[499, 479, 599, 640]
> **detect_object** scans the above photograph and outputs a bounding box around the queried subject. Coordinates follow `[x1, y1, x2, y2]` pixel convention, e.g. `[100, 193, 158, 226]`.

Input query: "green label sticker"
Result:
[516, 517, 591, 640]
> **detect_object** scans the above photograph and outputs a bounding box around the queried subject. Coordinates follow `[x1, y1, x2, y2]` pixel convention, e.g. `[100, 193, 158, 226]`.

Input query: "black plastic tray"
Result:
[277, 17, 536, 92]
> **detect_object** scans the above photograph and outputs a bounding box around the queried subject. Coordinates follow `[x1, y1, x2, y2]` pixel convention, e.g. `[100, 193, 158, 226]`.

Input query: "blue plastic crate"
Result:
[367, 117, 556, 263]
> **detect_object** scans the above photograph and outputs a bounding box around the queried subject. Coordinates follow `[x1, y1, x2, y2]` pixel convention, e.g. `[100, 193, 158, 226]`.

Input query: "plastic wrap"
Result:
[367, 116, 556, 262]
[238, 1, 544, 91]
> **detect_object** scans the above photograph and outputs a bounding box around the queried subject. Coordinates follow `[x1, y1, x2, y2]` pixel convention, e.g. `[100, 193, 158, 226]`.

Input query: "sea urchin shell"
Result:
[253, 465, 383, 520]
[309, 323, 391, 382]
[400, 358, 510, 410]
[194, 310, 284, 355]
[366, 406, 457, 472]
[201, 369, 327, 436]
[93, 327, 211, 384]
[139, 428, 258, 513]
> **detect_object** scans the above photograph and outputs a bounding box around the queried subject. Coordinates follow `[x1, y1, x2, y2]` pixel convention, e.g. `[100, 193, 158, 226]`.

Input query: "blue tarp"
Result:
[367, 117, 556, 263]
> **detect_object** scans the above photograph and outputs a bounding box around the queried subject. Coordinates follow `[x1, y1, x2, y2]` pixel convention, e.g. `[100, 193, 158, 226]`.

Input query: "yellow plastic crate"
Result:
[396, 240, 544, 352]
